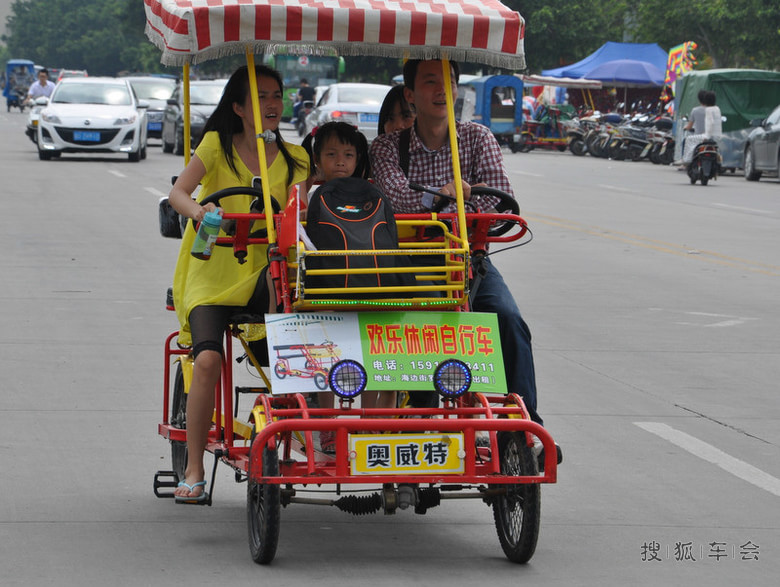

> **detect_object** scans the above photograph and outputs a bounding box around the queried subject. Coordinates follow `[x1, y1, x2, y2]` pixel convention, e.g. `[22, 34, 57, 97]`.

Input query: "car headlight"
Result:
[433, 359, 472, 399]
[114, 114, 137, 125]
[328, 360, 367, 399]
[41, 112, 61, 124]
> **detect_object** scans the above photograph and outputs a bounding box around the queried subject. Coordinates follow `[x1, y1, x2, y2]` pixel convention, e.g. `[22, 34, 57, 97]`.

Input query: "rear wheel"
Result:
[170, 362, 188, 481]
[247, 445, 281, 564]
[491, 431, 541, 563]
[744, 147, 762, 181]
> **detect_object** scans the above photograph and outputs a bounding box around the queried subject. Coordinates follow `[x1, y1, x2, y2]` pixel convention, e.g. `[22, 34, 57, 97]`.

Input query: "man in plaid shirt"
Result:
[371, 60, 552, 442]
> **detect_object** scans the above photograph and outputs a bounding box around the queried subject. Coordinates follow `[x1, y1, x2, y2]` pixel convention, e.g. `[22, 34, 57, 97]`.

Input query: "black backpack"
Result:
[305, 177, 413, 294]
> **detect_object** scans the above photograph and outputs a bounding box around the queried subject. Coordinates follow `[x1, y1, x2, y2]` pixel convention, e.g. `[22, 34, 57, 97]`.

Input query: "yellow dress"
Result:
[172, 131, 309, 345]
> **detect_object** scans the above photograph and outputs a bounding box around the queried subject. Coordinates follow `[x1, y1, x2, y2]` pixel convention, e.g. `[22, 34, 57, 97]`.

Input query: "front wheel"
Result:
[569, 138, 586, 156]
[491, 431, 541, 563]
[247, 445, 281, 564]
[744, 147, 762, 181]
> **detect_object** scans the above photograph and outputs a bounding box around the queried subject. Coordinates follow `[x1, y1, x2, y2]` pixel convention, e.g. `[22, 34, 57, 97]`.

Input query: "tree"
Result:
[2, 0, 175, 75]
[633, 0, 780, 70]
[507, 0, 630, 72]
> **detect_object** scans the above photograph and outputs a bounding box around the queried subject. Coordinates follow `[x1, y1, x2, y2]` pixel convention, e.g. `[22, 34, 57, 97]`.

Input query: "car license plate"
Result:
[148, 122, 162, 131]
[359, 113, 379, 123]
[349, 433, 465, 475]
[74, 131, 101, 142]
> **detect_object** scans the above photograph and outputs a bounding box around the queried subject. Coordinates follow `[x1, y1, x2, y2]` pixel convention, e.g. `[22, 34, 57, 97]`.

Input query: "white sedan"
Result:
[303, 83, 392, 142]
[37, 77, 149, 161]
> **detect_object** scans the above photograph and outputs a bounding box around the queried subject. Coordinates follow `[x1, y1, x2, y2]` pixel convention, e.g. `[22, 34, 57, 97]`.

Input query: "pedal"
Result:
[153, 470, 179, 498]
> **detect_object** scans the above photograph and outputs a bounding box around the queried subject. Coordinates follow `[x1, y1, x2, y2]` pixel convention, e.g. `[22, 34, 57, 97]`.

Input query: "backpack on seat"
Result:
[304, 177, 413, 295]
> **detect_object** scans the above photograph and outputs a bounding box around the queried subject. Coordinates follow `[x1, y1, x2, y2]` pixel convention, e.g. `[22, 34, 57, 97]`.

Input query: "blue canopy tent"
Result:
[541, 42, 668, 79]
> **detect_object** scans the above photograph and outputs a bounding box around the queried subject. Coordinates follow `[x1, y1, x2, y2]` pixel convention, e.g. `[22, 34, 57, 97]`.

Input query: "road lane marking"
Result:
[107, 170, 126, 178]
[674, 311, 757, 328]
[634, 422, 780, 498]
[597, 183, 636, 194]
[145, 187, 167, 197]
[713, 203, 772, 214]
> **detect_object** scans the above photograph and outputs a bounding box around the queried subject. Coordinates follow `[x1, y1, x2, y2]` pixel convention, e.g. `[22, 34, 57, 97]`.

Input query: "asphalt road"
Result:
[1, 112, 778, 586]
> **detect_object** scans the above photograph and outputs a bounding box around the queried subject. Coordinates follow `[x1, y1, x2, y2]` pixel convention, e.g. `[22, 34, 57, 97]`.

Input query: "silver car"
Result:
[37, 77, 149, 161]
[125, 76, 177, 140]
[304, 83, 392, 142]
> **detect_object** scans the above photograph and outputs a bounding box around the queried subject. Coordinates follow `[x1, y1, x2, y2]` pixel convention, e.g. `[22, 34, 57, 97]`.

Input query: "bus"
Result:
[264, 52, 345, 120]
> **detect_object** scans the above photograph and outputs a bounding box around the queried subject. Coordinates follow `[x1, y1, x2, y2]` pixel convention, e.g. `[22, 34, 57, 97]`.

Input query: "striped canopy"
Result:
[144, 0, 525, 69]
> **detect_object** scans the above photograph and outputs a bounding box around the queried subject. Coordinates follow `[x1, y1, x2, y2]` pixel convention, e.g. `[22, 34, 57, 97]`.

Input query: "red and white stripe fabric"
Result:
[144, 0, 525, 69]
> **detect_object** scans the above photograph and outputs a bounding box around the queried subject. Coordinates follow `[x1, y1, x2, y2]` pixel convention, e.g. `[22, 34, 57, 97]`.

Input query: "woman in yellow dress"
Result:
[168, 65, 309, 502]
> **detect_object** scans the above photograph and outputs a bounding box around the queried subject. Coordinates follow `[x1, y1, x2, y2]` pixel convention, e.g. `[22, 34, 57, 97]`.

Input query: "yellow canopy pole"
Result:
[441, 58, 468, 246]
[245, 48, 276, 245]
[183, 63, 191, 165]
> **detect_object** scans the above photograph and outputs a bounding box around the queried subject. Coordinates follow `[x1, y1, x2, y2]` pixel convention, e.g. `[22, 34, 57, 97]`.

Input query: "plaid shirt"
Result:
[369, 121, 514, 213]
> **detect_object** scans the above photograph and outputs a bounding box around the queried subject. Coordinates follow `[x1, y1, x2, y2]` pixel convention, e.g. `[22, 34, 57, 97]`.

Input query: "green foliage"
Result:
[633, 0, 780, 70]
[2, 0, 175, 75]
[507, 0, 629, 72]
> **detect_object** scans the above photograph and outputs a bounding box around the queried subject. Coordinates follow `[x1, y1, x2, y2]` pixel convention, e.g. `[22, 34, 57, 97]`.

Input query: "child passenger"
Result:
[303, 122, 395, 453]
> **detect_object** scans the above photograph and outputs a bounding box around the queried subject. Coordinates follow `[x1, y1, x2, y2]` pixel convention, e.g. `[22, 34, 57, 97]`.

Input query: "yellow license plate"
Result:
[350, 433, 465, 475]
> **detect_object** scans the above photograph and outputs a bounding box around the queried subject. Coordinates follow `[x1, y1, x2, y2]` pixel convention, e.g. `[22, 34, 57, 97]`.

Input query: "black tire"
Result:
[140, 145, 147, 160]
[569, 138, 586, 156]
[701, 175, 709, 186]
[273, 363, 286, 379]
[162, 135, 174, 153]
[247, 445, 281, 564]
[659, 143, 674, 165]
[38, 149, 52, 161]
[170, 362, 188, 481]
[313, 372, 328, 391]
[128, 149, 141, 162]
[743, 146, 762, 181]
[173, 130, 184, 156]
[491, 432, 541, 563]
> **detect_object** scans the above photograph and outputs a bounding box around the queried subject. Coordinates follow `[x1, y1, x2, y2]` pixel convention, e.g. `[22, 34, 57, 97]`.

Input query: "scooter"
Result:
[24, 96, 49, 144]
[687, 140, 721, 186]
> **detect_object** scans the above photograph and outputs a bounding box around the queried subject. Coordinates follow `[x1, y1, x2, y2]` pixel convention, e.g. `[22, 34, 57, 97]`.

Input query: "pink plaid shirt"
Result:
[369, 121, 515, 213]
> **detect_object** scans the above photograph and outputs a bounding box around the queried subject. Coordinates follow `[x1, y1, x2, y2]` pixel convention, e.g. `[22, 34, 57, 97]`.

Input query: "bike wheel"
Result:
[314, 372, 328, 391]
[247, 445, 281, 564]
[491, 431, 541, 563]
[170, 362, 188, 481]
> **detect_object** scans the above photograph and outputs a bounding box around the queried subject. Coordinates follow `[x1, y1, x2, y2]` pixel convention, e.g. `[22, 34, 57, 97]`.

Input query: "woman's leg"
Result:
[174, 349, 221, 498]
[174, 305, 232, 499]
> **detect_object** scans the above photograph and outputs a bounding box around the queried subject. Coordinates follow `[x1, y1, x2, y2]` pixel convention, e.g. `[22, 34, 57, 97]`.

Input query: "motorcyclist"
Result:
[293, 78, 316, 124]
[25, 69, 56, 106]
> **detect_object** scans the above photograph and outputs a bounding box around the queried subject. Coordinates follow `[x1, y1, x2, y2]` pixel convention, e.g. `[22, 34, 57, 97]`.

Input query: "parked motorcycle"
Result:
[608, 115, 651, 161]
[642, 116, 675, 165]
[687, 140, 721, 185]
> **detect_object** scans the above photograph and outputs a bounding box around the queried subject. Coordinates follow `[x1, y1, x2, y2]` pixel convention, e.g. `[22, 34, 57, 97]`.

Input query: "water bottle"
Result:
[190, 210, 222, 260]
